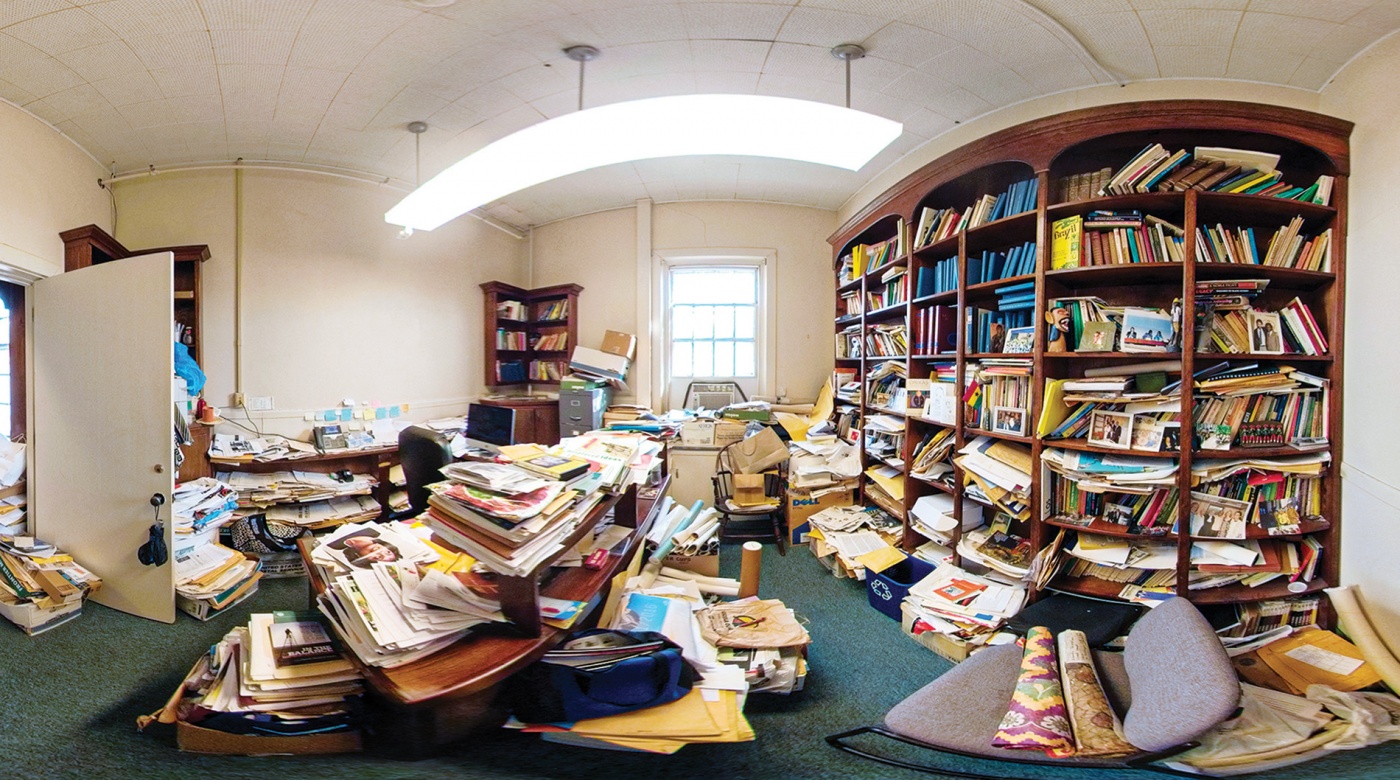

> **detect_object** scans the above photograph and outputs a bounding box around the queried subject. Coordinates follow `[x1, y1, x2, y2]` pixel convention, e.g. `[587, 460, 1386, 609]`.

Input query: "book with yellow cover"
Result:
[1051, 215, 1082, 269]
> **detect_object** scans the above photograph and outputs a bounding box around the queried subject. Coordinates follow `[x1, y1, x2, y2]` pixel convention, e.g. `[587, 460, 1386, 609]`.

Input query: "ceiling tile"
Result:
[796, 0, 930, 17]
[1243, 0, 1368, 22]
[585, 3, 688, 46]
[289, 31, 379, 72]
[366, 87, 449, 130]
[1225, 46, 1306, 82]
[693, 70, 760, 92]
[900, 1, 1031, 41]
[901, 107, 956, 137]
[859, 22, 960, 67]
[682, 2, 792, 40]
[167, 94, 224, 123]
[431, 0, 573, 37]
[90, 70, 163, 106]
[1138, 9, 1242, 47]
[1046, 10, 1156, 80]
[40, 82, 109, 118]
[0, 0, 70, 29]
[217, 63, 285, 97]
[127, 30, 215, 71]
[1152, 44, 1231, 77]
[150, 65, 219, 98]
[590, 40, 693, 81]
[963, 68, 1038, 104]
[919, 44, 1012, 84]
[775, 6, 888, 46]
[117, 97, 178, 128]
[1235, 11, 1334, 51]
[1288, 55, 1345, 89]
[1130, 0, 1247, 9]
[496, 56, 576, 101]
[493, 15, 609, 62]
[1344, 2, 1400, 29]
[211, 29, 298, 66]
[689, 38, 771, 72]
[881, 68, 956, 104]
[57, 40, 145, 80]
[82, 0, 206, 38]
[201, 0, 314, 31]
[411, 45, 541, 102]
[4, 7, 117, 55]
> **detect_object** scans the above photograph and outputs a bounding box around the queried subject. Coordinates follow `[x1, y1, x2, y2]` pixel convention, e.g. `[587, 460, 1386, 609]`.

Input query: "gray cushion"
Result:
[1122, 597, 1240, 752]
[883, 643, 1137, 766]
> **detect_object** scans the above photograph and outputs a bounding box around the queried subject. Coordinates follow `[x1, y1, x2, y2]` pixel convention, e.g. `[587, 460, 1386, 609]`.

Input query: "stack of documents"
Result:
[218, 471, 377, 514]
[956, 514, 1035, 581]
[171, 476, 260, 620]
[955, 436, 1033, 520]
[153, 612, 364, 737]
[787, 439, 861, 490]
[905, 562, 1027, 645]
[1042, 447, 1180, 490]
[909, 494, 983, 546]
[172, 477, 239, 547]
[0, 535, 102, 634]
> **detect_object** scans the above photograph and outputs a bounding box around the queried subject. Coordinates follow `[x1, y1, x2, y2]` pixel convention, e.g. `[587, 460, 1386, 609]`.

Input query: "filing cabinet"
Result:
[559, 388, 610, 438]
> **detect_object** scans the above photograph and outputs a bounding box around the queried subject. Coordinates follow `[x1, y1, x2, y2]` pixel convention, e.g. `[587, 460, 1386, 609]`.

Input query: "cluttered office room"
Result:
[3, 1, 1400, 778]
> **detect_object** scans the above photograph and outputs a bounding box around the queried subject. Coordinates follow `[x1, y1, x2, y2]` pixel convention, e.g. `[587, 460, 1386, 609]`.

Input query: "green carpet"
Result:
[4, 544, 1399, 780]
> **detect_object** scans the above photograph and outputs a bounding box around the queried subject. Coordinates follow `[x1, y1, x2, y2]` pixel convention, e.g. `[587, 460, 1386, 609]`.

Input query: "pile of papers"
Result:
[1042, 447, 1180, 490]
[787, 439, 861, 491]
[0, 440, 26, 535]
[904, 562, 1027, 646]
[209, 434, 317, 463]
[956, 513, 1035, 580]
[955, 437, 1032, 520]
[309, 520, 503, 667]
[153, 612, 365, 738]
[172, 477, 261, 620]
[0, 535, 102, 634]
[909, 494, 983, 546]
[804, 505, 903, 579]
[217, 470, 378, 524]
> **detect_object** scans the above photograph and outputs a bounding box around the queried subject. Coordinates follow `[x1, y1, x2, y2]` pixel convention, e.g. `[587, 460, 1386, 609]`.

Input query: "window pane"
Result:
[734, 305, 755, 339]
[671, 267, 757, 304]
[713, 341, 734, 377]
[693, 341, 713, 377]
[691, 306, 714, 340]
[672, 342, 693, 377]
[672, 306, 693, 339]
[714, 306, 734, 339]
[734, 341, 756, 377]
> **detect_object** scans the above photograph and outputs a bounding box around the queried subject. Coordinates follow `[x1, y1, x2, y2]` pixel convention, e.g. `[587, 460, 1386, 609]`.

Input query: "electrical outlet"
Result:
[246, 395, 274, 412]
[230, 392, 244, 407]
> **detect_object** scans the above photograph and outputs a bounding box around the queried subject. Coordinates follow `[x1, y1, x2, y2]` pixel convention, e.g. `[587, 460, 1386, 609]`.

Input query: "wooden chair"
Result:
[711, 442, 787, 555]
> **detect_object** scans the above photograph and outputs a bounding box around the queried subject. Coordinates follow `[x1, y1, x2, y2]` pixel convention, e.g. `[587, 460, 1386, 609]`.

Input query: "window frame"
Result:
[653, 249, 776, 409]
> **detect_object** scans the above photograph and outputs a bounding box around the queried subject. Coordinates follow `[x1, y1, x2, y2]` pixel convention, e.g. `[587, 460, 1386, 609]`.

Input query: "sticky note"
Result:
[339, 408, 352, 421]
[375, 407, 387, 419]
[322, 410, 336, 421]
[401, 403, 410, 412]
[389, 405, 401, 417]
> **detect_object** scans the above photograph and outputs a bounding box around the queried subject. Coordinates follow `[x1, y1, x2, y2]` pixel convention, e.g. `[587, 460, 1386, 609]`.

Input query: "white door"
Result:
[32, 253, 176, 622]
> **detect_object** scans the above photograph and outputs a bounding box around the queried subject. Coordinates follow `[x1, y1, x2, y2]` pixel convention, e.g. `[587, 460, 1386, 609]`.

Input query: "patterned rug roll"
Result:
[1058, 629, 1136, 756]
[992, 626, 1075, 755]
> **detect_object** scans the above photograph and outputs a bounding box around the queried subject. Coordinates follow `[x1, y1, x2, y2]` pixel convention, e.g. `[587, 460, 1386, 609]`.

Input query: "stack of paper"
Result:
[175, 541, 262, 620]
[1042, 447, 1180, 489]
[905, 563, 1027, 644]
[909, 494, 984, 545]
[0, 536, 102, 634]
[955, 436, 1033, 520]
[217, 470, 378, 524]
[956, 514, 1035, 580]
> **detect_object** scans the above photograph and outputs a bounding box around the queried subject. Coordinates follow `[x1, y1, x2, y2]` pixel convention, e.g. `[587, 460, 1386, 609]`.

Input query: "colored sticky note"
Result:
[339, 408, 352, 421]
[389, 405, 401, 418]
[375, 407, 387, 419]
[322, 410, 336, 421]
[400, 403, 410, 412]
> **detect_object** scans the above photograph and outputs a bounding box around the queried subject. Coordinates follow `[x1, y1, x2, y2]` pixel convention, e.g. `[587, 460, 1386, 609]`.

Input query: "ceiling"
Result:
[2, 0, 1397, 230]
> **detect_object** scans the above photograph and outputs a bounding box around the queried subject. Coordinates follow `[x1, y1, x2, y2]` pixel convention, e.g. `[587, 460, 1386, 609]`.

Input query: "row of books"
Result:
[1195, 219, 1331, 271]
[865, 361, 906, 410]
[965, 306, 1032, 353]
[1054, 167, 1113, 202]
[528, 359, 566, 381]
[1199, 299, 1328, 356]
[838, 289, 862, 319]
[496, 299, 527, 320]
[495, 328, 527, 350]
[836, 324, 861, 359]
[911, 177, 1038, 249]
[1050, 213, 1186, 268]
[1191, 471, 1322, 535]
[866, 266, 908, 310]
[967, 240, 1036, 284]
[1221, 596, 1321, 637]
[865, 323, 907, 358]
[1045, 479, 1179, 535]
[913, 305, 956, 355]
[496, 359, 526, 383]
[848, 237, 899, 278]
[916, 257, 957, 296]
[531, 332, 568, 351]
[1193, 387, 1328, 450]
[1059, 536, 1321, 591]
[535, 299, 569, 321]
[1096, 144, 1333, 205]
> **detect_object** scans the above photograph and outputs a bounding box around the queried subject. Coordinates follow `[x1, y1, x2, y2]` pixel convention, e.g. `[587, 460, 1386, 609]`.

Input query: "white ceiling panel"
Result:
[0, 0, 1390, 228]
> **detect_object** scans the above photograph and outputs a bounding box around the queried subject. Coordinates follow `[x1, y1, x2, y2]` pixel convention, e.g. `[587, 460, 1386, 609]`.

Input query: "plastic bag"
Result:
[1177, 684, 1322, 763]
[1307, 684, 1400, 750]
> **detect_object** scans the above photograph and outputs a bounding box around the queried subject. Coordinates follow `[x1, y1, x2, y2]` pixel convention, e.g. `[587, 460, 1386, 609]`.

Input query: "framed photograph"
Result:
[1158, 422, 1182, 452]
[1130, 417, 1165, 451]
[1004, 326, 1035, 354]
[1248, 309, 1284, 354]
[1188, 492, 1250, 540]
[1258, 497, 1303, 536]
[1087, 410, 1133, 449]
[1078, 321, 1117, 352]
[991, 406, 1028, 436]
[1104, 502, 1134, 526]
[1120, 306, 1173, 352]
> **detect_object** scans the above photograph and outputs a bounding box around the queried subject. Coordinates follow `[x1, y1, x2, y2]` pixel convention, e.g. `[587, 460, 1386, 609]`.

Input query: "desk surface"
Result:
[212, 445, 398, 473]
[299, 475, 668, 706]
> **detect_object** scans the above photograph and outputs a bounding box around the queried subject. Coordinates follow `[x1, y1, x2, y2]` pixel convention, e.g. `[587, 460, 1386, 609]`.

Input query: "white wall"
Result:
[113, 170, 528, 437]
[1319, 34, 1400, 639]
[0, 101, 110, 278]
[529, 201, 837, 407]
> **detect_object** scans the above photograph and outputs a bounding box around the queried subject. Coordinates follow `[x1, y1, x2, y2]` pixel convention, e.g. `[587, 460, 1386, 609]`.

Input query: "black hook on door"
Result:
[137, 492, 167, 567]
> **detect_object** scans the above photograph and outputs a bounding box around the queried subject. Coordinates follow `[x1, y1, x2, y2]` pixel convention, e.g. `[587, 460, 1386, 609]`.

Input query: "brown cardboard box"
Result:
[601, 330, 638, 360]
[662, 550, 720, 577]
[176, 721, 362, 755]
[786, 483, 856, 544]
[900, 601, 974, 663]
[713, 420, 746, 448]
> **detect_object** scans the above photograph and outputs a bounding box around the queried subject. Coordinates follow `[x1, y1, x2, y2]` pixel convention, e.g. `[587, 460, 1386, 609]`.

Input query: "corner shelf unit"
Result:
[829, 100, 1350, 617]
[480, 281, 582, 388]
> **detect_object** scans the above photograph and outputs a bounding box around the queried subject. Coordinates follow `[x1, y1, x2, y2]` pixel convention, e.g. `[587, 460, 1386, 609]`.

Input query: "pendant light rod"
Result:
[407, 120, 427, 185]
[565, 45, 601, 112]
[831, 44, 866, 109]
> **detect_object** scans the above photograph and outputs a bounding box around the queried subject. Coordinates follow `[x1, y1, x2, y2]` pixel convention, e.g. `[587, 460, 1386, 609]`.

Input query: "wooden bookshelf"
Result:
[830, 100, 1350, 619]
[480, 281, 582, 388]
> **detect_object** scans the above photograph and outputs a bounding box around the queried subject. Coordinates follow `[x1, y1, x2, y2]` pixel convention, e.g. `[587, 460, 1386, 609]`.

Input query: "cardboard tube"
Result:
[1327, 586, 1400, 694]
[739, 541, 762, 598]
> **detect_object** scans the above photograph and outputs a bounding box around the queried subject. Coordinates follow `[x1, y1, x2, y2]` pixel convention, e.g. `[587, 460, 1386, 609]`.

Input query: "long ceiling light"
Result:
[385, 43, 901, 232]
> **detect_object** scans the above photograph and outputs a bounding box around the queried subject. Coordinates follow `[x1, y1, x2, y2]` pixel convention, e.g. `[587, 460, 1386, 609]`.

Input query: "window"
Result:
[656, 252, 775, 410]
[0, 282, 20, 440]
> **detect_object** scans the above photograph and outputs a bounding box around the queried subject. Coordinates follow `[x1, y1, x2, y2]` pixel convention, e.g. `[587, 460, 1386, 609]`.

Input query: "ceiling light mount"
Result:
[565, 45, 601, 111]
[831, 44, 867, 109]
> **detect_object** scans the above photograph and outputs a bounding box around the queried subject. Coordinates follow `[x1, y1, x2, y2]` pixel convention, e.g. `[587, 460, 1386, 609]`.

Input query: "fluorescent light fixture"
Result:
[385, 94, 903, 231]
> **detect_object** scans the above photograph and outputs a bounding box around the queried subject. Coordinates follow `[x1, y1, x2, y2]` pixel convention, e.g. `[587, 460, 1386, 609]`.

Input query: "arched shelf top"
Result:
[835, 212, 903, 263]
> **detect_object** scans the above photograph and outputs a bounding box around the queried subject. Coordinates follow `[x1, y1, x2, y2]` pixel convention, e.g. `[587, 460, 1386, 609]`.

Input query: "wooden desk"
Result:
[212, 445, 399, 519]
[478, 395, 560, 446]
[298, 475, 670, 757]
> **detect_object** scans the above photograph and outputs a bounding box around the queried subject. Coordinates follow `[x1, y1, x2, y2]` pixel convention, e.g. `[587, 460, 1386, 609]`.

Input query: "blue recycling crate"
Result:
[866, 554, 937, 620]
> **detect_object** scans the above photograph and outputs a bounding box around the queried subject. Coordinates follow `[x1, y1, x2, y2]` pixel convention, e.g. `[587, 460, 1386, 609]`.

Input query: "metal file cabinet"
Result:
[559, 387, 610, 438]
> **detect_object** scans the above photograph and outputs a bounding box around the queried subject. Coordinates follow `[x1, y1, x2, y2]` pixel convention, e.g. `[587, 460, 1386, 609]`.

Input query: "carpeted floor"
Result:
[3, 543, 1399, 780]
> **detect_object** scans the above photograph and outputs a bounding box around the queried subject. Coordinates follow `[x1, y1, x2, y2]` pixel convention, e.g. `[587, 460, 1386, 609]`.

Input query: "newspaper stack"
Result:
[217, 470, 379, 531]
[172, 477, 262, 620]
[0, 536, 102, 634]
[904, 562, 1027, 647]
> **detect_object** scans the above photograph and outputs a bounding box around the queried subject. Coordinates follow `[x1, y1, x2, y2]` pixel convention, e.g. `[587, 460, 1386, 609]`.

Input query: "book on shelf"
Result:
[915, 305, 957, 355]
[535, 299, 570, 321]
[917, 257, 958, 296]
[967, 240, 1037, 284]
[496, 299, 527, 320]
[1194, 218, 1331, 271]
[865, 323, 908, 358]
[1051, 215, 1081, 269]
[496, 360, 527, 383]
[495, 328, 527, 350]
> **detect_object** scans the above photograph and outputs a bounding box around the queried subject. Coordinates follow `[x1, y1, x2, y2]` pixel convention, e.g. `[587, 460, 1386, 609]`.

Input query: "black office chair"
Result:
[398, 425, 453, 515]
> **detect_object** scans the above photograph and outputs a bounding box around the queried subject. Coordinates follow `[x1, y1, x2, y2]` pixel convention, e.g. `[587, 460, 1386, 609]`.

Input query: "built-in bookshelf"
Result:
[829, 100, 1349, 621]
[480, 281, 583, 387]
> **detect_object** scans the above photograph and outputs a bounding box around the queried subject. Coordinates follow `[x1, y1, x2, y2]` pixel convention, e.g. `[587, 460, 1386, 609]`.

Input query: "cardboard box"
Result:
[680, 420, 715, 446]
[175, 721, 362, 755]
[569, 346, 630, 381]
[601, 330, 638, 360]
[0, 597, 83, 635]
[866, 555, 936, 621]
[900, 601, 974, 663]
[713, 420, 746, 448]
[662, 550, 719, 578]
[786, 484, 856, 545]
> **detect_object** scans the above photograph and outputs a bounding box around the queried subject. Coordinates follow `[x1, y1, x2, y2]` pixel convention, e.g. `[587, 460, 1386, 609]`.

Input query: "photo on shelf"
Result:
[991, 406, 1028, 436]
[1199, 421, 1233, 451]
[1120, 307, 1173, 353]
[1087, 410, 1133, 449]
[1131, 417, 1166, 451]
[1004, 326, 1035, 354]
[1248, 309, 1285, 354]
[1189, 492, 1250, 540]
[1078, 321, 1117, 352]
[1159, 422, 1182, 452]
[1258, 496, 1303, 536]
[1105, 502, 1135, 526]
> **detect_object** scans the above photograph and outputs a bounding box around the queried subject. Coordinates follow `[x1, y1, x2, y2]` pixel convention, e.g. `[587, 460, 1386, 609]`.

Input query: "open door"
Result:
[32, 253, 176, 622]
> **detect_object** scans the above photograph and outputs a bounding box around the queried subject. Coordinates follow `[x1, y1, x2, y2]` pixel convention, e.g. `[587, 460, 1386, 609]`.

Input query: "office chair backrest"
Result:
[398, 425, 453, 515]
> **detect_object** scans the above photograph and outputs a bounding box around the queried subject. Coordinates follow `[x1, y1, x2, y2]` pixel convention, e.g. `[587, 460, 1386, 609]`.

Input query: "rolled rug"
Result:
[993, 626, 1076, 755]
[1058, 629, 1136, 756]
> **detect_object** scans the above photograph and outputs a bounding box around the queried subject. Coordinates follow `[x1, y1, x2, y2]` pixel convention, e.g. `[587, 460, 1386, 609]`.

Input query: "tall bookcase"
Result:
[480, 281, 582, 388]
[830, 100, 1349, 620]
